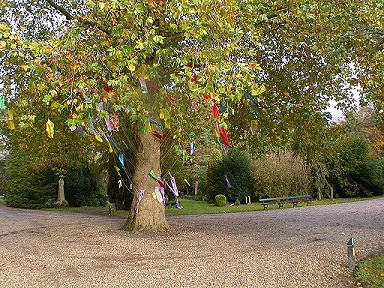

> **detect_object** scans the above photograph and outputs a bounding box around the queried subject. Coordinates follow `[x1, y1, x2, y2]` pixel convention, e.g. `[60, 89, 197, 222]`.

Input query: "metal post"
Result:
[347, 237, 356, 269]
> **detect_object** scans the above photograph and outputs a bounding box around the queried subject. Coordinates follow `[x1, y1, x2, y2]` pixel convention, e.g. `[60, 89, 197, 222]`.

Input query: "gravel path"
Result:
[0, 198, 383, 288]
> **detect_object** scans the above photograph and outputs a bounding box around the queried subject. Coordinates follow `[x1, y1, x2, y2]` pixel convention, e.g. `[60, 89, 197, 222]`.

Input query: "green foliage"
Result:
[310, 161, 331, 199]
[208, 148, 255, 203]
[214, 194, 227, 207]
[206, 149, 223, 201]
[4, 150, 56, 209]
[253, 150, 311, 198]
[4, 145, 107, 208]
[329, 135, 384, 197]
[64, 166, 108, 207]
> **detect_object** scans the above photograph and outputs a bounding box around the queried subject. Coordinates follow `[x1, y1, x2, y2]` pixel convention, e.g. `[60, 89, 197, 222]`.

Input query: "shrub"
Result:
[329, 135, 384, 197]
[54, 200, 68, 208]
[215, 194, 227, 207]
[206, 149, 223, 202]
[4, 150, 56, 209]
[208, 148, 255, 203]
[252, 149, 311, 198]
[64, 165, 108, 207]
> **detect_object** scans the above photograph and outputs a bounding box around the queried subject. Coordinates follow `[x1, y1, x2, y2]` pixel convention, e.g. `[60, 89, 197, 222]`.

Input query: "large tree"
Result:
[1, 0, 265, 231]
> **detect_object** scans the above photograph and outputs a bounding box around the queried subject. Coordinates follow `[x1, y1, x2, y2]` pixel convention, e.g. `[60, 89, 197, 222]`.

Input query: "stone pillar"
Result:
[58, 177, 65, 203]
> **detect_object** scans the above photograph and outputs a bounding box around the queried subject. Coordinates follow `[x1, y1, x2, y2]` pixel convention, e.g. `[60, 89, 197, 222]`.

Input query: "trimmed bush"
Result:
[207, 148, 255, 203]
[215, 194, 227, 207]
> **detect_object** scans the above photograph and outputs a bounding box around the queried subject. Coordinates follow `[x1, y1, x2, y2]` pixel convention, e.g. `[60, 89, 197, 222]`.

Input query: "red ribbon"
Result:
[219, 127, 230, 146]
[152, 130, 164, 140]
[104, 86, 112, 93]
[212, 102, 220, 118]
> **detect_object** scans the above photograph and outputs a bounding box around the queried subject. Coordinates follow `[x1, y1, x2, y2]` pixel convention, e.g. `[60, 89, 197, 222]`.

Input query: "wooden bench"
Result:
[259, 195, 311, 210]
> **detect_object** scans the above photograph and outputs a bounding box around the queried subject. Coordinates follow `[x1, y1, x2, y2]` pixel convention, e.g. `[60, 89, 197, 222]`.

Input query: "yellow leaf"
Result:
[129, 63, 136, 72]
[37, 83, 45, 91]
[94, 132, 103, 143]
[251, 84, 266, 96]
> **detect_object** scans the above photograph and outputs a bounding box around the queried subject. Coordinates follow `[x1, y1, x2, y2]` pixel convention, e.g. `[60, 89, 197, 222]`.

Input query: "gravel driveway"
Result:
[0, 198, 383, 288]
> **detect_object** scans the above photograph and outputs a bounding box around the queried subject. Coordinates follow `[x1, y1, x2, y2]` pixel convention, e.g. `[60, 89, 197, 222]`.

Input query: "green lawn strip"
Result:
[355, 253, 384, 287]
[165, 197, 375, 216]
[7, 196, 380, 218]
[106, 197, 379, 218]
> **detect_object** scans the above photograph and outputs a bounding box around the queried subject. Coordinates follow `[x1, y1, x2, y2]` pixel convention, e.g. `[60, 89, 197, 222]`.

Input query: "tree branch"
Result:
[366, 27, 384, 47]
[44, 0, 110, 35]
[45, 0, 73, 20]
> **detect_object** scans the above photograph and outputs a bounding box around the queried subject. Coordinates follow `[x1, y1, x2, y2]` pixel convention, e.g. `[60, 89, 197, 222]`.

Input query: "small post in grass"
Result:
[347, 237, 356, 269]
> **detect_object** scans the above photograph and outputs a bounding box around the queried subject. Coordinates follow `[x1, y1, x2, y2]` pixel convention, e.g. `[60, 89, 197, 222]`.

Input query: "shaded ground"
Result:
[0, 198, 383, 287]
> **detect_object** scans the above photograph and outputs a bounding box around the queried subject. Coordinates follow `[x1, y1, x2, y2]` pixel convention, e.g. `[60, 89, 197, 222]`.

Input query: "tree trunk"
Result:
[123, 129, 169, 232]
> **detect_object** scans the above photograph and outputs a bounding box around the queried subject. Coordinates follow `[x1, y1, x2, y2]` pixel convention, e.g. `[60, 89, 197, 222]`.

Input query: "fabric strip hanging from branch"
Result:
[118, 153, 125, 168]
[0, 96, 5, 109]
[46, 119, 54, 138]
[7, 109, 15, 130]
[134, 190, 145, 213]
[225, 175, 232, 189]
[169, 172, 179, 198]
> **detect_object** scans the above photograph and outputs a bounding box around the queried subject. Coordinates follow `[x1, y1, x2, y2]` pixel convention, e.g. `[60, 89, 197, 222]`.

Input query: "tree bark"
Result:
[123, 128, 169, 232]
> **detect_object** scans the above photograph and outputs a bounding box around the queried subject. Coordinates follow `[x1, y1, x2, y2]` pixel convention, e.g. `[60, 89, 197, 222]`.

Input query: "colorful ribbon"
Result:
[0, 96, 5, 109]
[212, 102, 220, 118]
[134, 190, 145, 213]
[169, 172, 179, 197]
[110, 114, 119, 131]
[159, 109, 171, 129]
[46, 119, 54, 138]
[250, 120, 258, 135]
[190, 142, 196, 155]
[149, 170, 157, 180]
[118, 153, 125, 168]
[225, 175, 232, 189]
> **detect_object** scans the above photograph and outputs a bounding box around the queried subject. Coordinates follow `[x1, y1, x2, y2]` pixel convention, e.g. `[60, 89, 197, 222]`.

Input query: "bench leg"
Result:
[292, 202, 297, 208]
[263, 203, 268, 210]
[278, 202, 284, 209]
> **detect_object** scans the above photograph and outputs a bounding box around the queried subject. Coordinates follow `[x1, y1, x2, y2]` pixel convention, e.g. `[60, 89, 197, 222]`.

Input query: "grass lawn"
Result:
[355, 253, 384, 287]
[109, 197, 375, 217]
